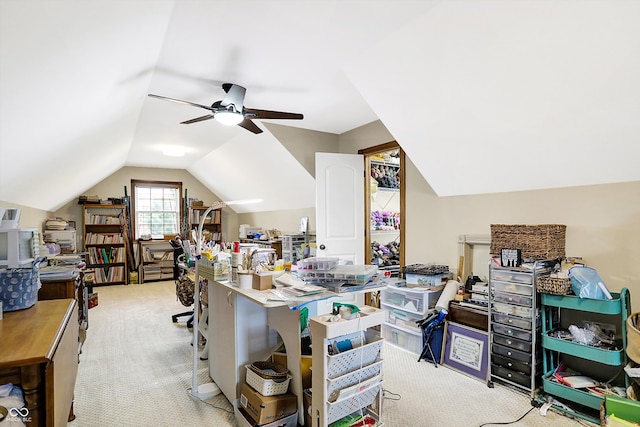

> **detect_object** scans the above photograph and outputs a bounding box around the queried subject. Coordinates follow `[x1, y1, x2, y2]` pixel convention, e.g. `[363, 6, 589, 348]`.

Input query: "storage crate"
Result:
[245, 365, 291, 396]
[490, 224, 566, 260]
[381, 284, 443, 315]
[382, 305, 423, 333]
[381, 324, 423, 355]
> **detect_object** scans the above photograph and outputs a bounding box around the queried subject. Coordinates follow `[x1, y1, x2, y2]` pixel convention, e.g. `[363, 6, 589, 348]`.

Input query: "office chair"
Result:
[170, 239, 194, 328]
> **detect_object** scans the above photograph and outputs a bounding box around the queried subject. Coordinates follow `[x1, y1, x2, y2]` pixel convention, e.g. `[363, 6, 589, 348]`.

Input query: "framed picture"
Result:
[441, 321, 489, 382]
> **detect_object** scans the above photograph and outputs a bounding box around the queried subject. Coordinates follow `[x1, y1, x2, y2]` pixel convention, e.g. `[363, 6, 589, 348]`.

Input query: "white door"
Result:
[315, 152, 364, 264]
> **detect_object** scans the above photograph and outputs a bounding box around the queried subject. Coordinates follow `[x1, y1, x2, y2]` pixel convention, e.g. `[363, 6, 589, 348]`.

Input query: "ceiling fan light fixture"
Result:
[215, 110, 244, 126]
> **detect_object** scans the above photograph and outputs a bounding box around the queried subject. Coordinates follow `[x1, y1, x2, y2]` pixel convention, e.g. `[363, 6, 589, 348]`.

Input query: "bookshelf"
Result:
[83, 205, 128, 285]
[188, 206, 222, 244]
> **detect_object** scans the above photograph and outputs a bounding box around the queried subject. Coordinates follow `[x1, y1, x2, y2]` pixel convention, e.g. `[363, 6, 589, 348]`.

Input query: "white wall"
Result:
[342, 120, 640, 313]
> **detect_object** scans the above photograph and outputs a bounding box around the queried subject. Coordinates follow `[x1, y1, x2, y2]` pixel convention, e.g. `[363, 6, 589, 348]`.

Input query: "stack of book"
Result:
[465, 281, 489, 308]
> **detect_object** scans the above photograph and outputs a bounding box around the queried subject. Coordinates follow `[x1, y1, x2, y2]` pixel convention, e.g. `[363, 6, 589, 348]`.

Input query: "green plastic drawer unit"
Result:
[542, 332, 624, 365]
[541, 292, 623, 315]
[492, 323, 533, 341]
[542, 373, 603, 410]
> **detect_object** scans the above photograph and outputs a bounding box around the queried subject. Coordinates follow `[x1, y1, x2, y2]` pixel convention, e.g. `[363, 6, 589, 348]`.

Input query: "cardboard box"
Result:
[252, 273, 273, 291]
[240, 382, 297, 425]
[235, 401, 298, 427]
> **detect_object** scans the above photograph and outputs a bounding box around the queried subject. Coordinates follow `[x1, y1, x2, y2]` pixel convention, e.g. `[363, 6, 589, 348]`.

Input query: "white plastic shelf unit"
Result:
[380, 283, 443, 355]
[488, 259, 554, 398]
[310, 306, 386, 427]
[540, 288, 631, 423]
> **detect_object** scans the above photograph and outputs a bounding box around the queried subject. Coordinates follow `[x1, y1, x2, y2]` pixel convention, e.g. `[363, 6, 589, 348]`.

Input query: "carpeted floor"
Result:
[70, 280, 596, 426]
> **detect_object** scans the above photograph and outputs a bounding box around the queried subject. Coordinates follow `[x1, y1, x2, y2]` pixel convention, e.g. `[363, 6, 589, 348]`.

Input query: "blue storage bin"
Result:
[0, 260, 42, 312]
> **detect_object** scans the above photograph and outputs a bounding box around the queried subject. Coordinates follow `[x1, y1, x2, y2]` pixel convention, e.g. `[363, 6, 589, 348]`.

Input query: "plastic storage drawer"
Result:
[491, 280, 533, 296]
[492, 302, 533, 318]
[492, 334, 532, 352]
[491, 354, 532, 375]
[491, 364, 531, 388]
[381, 324, 423, 355]
[491, 270, 533, 284]
[492, 323, 532, 341]
[492, 313, 533, 331]
[380, 286, 442, 315]
[492, 291, 533, 307]
[492, 343, 531, 363]
[381, 304, 423, 333]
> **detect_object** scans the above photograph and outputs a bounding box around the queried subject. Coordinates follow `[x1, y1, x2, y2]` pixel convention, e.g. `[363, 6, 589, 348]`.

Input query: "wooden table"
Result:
[0, 299, 78, 426]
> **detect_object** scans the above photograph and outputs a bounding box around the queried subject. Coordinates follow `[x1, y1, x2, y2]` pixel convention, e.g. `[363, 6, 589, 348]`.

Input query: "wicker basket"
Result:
[536, 276, 573, 295]
[490, 224, 566, 260]
[249, 361, 289, 379]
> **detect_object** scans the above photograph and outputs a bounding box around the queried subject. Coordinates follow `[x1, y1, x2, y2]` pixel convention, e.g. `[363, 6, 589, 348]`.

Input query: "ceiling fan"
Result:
[148, 83, 303, 134]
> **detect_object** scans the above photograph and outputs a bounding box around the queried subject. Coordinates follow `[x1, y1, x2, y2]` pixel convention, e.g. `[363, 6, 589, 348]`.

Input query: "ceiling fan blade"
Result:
[220, 83, 246, 111]
[244, 108, 303, 120]
[181, 114, 214, 124]
[237, 118, 263, 134]
[148, 94, 215, 111]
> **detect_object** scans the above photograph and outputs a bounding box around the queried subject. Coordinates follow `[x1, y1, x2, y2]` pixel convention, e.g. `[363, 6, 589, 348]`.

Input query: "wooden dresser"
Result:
[0, 299, 78, 426]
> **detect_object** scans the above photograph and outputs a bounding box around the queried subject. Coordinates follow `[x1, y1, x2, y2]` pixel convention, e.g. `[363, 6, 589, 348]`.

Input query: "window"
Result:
[131, 180, 182, 240]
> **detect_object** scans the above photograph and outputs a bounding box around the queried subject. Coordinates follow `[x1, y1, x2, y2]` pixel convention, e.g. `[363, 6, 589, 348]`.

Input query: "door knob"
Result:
[319, 244, 326, 250]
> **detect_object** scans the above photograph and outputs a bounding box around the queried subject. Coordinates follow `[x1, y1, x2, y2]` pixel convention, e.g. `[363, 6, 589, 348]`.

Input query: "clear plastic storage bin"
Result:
[380, 284, 443, 315]
[297, 264, 377, 284]
[296, 257, 339, 271]
[381, 324, 423, 355]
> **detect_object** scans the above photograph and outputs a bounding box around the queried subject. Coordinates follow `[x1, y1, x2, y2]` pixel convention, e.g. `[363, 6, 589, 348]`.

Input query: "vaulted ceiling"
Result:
[1, 1, 638, 213]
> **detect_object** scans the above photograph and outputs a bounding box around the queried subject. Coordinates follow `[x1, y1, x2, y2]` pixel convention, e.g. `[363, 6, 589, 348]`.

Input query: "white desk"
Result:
[200, 264, 384, 426]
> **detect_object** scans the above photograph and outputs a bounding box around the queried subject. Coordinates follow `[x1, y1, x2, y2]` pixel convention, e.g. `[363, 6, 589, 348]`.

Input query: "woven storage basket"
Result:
[490, 224, 566, 260]
[249, 361, 288, 379]
[627, 313, 640, 365]
[536, 276, 573, 295]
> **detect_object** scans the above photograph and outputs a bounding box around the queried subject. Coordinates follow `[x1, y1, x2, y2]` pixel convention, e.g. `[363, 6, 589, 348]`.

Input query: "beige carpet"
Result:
[70, 280, 596, 427]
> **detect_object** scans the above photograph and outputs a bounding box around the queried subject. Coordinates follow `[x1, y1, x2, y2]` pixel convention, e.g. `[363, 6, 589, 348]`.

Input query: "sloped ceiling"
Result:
[1, 1, 638, 214]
